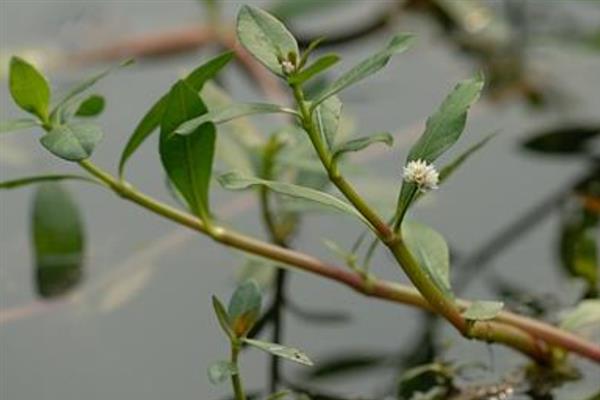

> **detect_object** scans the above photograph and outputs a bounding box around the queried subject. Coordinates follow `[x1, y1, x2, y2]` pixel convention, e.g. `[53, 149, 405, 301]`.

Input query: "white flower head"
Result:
[403, 159, 439, 192]
[280, 59, 295, 75]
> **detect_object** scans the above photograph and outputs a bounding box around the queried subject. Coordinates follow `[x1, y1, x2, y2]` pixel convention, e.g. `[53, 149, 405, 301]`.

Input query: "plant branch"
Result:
[76, 159, 600, 363]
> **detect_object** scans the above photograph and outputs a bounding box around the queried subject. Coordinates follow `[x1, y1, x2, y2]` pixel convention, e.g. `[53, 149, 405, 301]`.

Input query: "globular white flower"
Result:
[280, 60, 295, 75]
[403, 159, 439, 192]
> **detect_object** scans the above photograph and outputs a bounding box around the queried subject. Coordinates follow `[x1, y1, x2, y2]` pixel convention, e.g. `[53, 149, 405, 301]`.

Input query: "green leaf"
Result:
[31, 183, 84, 298]
[212, 295, 234, 340]
[118, 51, 233, 177]
[269, 0, 342, 20]
[9, 56, 51, 121]
[264, 390, 293, 400]
[236, 5, 299, 76]
[207, 360, 237, 385]
[0, 118, 38, 133]
[218, 171, 372, 229]
[40, 123, 103, 161]
[311, 34, 413, 108]
[0, 174, 97, 189]
[175, 103, 298, 136]
[313, 96, 342, 150]
[560, 300, 600, 335]
[75, 94, 105, 117]
[407, 74, 484, 163]
[333, 132, 393, 160]
[243, 338, 313, 366]
[50, 59, 133, 123]
[288, 54, 340, 85]
[462, 300, 503, 321]
[159, 80, 215, 221]
[228, 279, 262, 337]
[438, 132, 496, 183]
[402, 221, 452, 297]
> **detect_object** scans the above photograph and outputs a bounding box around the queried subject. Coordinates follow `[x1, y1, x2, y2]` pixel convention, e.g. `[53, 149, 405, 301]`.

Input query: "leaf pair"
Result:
[159, 80, 215, 222]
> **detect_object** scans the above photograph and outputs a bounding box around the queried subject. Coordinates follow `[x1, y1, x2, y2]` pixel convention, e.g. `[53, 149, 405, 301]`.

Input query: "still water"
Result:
[1, 1, 599, 399]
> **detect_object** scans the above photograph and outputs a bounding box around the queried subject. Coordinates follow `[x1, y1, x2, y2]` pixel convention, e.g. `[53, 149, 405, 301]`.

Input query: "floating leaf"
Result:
[118, 52, 233, 177]
[9, 56, 50, 121]
[212, 295, 234, 340]
[403, 221, 452, 297]
[228, 280, 262, 337]
[218, 171, 371, 228]
[40, 123, 103, 161]
[243, 338, 313, 366]
[407, 74, 484, 163]
[236, 5, 299, 76]
[288, 54, 340, 85]
[462, 300, 504, 321]
[31, 183, 84, 298]
[175, 103, 297, 136]
[207, 360, 238, 385]
[75, 94, 105, 117]
[159, 80, 215, 221]
[311, 34, 413, 108]
[0, 174, 97, 189]
[0, 118, 38, 133]
[333, 132, 393, 160]
[313, 95, 342, 150]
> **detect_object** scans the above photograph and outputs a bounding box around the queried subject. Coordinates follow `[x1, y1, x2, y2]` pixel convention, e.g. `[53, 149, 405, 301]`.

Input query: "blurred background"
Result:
[0, 1, 599, 399]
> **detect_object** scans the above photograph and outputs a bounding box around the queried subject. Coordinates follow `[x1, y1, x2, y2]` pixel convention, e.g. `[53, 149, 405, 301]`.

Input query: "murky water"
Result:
[1, 1, 599, 399]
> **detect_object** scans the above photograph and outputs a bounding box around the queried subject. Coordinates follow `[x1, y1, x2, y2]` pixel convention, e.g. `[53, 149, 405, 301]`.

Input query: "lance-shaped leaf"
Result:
[395, 75, 484, 223]
[0, 118, 38, 134]
[31, 183, 85, 298]
[212, 296, 234, 340]
[236, 5, 299, 76]
[288, 54, 340, 85]
[159, 80, 215, 222]
[407, 74, 484, 163]
[313, 96, 342, 150]
[333, 132, 393, 161]
[40, 123, 103, 161]
[311, 34, 413, 108]
[9, 56, 50, 121]
[118, 52, 233, 177]
[243, 338, 313, 366]
[228, 280, 262, 337]
[175, 103, 298, 136]
[462, 300, 503, 321]
[1, 174, 97, 190]
[207, 360, 238, 385]
[75, 94, 105, 117]
[402, 221, 453, 298]
[50, 59, 133, 123]
[218, 171, 372, 229]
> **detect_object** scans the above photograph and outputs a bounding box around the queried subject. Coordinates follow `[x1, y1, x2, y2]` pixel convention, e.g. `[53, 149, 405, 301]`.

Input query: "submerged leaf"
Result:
[31, 183, 85, 298]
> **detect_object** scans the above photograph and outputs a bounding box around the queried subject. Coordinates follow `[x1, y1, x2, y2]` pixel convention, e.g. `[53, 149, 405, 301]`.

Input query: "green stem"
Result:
[230, 341, 246, 400]
[75, 159, 600, 363]
[289, 84, 467, 333]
